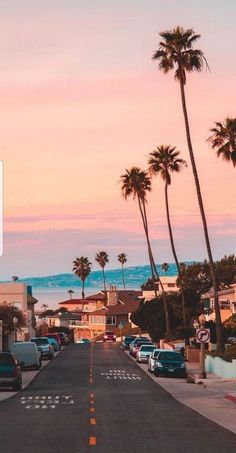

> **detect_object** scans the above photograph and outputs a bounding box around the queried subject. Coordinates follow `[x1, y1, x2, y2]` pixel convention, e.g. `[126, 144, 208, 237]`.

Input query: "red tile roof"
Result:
[59, 299, 97, 305]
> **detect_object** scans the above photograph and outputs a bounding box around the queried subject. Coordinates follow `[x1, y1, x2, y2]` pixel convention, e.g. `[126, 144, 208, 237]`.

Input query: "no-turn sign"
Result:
[196, 328, 210, 343]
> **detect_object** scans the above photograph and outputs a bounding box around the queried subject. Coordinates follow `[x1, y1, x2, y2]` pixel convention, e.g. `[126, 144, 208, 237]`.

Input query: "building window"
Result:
[106, 316, 116, 325]
[167, 283, 176, 288]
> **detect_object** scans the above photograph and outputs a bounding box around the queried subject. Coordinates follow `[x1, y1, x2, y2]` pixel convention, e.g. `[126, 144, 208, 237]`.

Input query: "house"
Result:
[142, 276, 178, 300]
[206, 283, 236, 322]
[0, 282, 38, 348]
[67, 287, 142, 342]
[58, 297, 104, 312]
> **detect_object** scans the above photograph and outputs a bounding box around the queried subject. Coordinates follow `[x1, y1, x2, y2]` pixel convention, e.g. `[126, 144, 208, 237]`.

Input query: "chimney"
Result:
[107, 285, 118, 306]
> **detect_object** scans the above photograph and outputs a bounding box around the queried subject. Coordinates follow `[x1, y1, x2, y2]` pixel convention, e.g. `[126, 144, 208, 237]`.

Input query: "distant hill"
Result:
[2, 263, 181, 289]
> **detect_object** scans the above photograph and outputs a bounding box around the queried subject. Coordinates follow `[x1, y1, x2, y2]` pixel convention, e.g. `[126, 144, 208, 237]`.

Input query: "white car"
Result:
[31, 337, 54, 360]
[136, 344, 156, 363]
[148, 349, 163, 373]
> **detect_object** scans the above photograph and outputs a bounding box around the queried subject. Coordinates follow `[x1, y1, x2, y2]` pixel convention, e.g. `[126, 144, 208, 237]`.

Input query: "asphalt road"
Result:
[0, 343, 236, 453]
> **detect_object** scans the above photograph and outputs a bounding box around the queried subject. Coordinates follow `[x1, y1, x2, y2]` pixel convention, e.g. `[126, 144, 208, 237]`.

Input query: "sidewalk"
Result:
[126, 352, 236, 435]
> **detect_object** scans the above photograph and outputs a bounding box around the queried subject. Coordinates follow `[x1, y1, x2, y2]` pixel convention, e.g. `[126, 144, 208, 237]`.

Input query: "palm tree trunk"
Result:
[82, 280, 85, 299]
[102, 268, 106, 292]
[165, 181, 187, 327]
[121, 264, 126, 290]
[141, 199, 172, 338]
[179, 72, 224, 354]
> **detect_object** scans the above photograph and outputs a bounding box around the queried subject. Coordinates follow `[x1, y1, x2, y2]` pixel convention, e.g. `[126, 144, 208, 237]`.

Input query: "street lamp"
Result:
[198, 314, 207, 379]
[13, 316, 18, 342]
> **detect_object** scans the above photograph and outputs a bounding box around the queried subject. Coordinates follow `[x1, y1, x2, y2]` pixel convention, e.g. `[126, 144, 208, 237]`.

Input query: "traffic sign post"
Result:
[196, 328, 210, 343]
[196, 317, 209, 379]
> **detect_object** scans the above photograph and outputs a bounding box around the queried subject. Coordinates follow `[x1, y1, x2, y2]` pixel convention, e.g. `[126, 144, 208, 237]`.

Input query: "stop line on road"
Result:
[20, 395, 74, 410]
[100, 369, 141, 380]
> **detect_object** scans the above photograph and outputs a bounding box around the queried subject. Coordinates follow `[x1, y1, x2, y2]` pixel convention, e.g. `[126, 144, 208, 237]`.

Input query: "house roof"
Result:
[59, 298, 97, 305]
[85, 292, 106, 301]
[89, 296, 142, 317]
[27, 295, 38, 304]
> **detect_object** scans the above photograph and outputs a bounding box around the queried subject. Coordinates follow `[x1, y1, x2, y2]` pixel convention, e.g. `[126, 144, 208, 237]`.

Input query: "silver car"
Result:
[148, 349, 163, 373]
[31, 337, 54, 360]
[136, 344, 156, 363]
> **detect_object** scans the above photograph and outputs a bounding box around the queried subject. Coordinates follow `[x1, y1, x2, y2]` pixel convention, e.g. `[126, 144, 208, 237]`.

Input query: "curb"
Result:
[225, 392, 236, 404]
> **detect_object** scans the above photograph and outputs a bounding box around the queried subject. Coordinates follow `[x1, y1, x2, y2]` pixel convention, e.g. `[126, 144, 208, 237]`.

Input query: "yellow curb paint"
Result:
[90, 418, 96, 425]
[89, 436, 96, 446]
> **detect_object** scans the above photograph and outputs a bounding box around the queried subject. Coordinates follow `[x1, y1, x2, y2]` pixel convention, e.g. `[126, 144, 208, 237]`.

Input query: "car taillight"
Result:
[12, 367, 18, 377]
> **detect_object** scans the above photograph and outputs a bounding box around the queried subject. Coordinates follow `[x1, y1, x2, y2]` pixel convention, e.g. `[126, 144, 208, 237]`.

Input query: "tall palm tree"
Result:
[148, 145, 187, 326]
[67, 289, 74, 300]
[120, 167, 172, 337]
[95, 251, 109, 292]
[207, 118, 236, 167]
[72, 256, 92, 299]
[162, 263, 169, 274]
[152, 26, 224, 354]
[117, 253, 127, 289]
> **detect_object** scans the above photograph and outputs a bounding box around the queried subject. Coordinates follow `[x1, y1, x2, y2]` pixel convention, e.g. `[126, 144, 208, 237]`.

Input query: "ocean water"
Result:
[15, 263, 180, 310]
[26, 264, 177, 309]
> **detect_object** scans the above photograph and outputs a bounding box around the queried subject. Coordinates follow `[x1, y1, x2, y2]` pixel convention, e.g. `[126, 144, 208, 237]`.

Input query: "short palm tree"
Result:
[117, 253, 127, 289]
[72, 256, 92, 299]
[207, 118, 236, 167]
[148, 145, 187, 326]
[67, 289, 74, 300]
[152, 26, 224, 354]
[95, 251, 109, 292]
[120, 166, 172, 337]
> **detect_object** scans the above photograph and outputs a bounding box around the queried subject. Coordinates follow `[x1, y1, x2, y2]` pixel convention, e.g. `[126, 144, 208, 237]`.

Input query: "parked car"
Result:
[153, 351, 187, 378]
[136, 344, 156, 363]
[11, 342, 41, 370]
[129, 336, 150, 351]
[103, 331, 116, 342]
[47, 337, 60, 352]
[129, 339, 151, 357]
[45, 333, 62, 350]
[76, 338, 90, 344]
[31, 337, 54, 360]
[0, 352, 22, 391]
[57, 332, 69, 345]
[121, 335, 136, 350]
[147, 349, 163, 372]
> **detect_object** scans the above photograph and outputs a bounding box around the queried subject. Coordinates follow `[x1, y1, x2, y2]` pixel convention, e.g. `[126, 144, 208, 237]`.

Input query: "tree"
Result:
[0, 305, 26, 337]
[120, 167, 172, 337]
[207, 118, 236, 167]
[117, 253, 127, 289]
[12, 276, 19, 282]
[152, 26, 224, 354]
[72, 256, 92, 299]
[68, 289, 74, 300]
[95, 251, 109, 292]
[162, 262, 169, 274]
[148, 145, 187, 326]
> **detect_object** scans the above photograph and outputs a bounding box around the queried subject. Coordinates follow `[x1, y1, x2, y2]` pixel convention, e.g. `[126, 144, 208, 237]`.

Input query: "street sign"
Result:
[196, 328, 210, 343]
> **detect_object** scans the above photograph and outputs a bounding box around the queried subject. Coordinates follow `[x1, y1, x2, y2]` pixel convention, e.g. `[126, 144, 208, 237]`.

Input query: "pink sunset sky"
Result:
[0, 0, 235, 279]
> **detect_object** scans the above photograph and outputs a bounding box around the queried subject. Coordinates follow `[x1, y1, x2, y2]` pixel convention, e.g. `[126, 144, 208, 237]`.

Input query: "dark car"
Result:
[0, 352, 22, 391]
[121, 335, 136, 350]
[103, 331, 116, 342]
[153, 351, 187, 378]
[45, 333, 62, 350]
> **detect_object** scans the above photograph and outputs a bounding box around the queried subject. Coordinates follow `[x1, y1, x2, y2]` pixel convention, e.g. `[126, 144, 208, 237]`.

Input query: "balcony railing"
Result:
[69, 320, 89, 326]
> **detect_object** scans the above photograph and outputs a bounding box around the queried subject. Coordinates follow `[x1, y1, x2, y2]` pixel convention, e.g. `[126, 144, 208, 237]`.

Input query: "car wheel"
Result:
[154, 370, 159, 377]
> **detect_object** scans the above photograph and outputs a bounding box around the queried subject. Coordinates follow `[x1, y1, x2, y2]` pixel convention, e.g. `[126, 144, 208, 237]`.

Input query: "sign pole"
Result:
[198, 314, 207, 379]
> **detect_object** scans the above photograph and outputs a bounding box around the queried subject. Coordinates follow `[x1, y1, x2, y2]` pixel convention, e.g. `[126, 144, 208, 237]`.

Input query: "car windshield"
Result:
[31, 338, 48, 345]
[0, 354, 15, 365]
[124, 337, 135, 343]
[140, 345, 155, 351]
[153, 350, 161, 358]
[158, 352, 183, 362]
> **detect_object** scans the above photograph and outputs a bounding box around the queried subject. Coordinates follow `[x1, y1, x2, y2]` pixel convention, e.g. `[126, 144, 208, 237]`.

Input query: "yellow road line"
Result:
[90, 418, 96, 425]
[89, 436, 96, 446]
